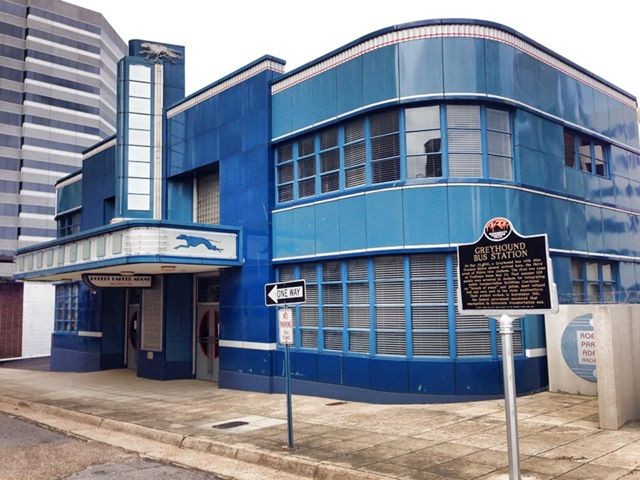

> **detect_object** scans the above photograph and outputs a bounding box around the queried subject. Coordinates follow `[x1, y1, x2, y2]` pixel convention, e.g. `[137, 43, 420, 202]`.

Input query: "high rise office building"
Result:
[0, 0, 125, 359]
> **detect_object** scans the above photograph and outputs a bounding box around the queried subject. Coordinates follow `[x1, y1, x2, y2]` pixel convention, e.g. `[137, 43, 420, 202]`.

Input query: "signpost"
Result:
[265, 280, 306, 449]
[457, 218, 558, 480]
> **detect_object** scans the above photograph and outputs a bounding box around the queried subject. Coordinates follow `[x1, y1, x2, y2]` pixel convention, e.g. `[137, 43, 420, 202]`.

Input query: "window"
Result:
[564, 128, 608, 177]
[55, 283, 79, 332]
[486, 108, 513, 180]
[297, 136, 316, 198]
[344, 119, 366, 188]
[406, 106, 442, 178]
[276, 143, 294, 202]
[320, 128, 340, 193]
[57, 211, 80, 237]
[370, 110, 400, 184]
[196, 172, 219, 224]
[447, 105, 482, 177]
[571, 258, 616, 303]
[278, 254, 524, 358]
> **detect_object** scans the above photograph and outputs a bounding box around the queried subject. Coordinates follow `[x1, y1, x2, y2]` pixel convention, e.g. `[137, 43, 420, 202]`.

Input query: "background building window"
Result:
[405, 106, 441, 178]
[571, 258, 616, 303]
[54, 283, 78, 332]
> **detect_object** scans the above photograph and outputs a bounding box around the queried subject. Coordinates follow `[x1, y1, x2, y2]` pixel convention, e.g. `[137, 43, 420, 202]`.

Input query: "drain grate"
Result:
[326, 401, 347, 406]
[212, 420, 249, 429]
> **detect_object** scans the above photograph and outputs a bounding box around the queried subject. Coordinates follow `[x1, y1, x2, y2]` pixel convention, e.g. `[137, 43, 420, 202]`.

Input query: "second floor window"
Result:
[564, 128, 608, 177]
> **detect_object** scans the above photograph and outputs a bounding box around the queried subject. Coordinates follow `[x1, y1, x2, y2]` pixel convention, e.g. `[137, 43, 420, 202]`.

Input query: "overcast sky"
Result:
[72, 0, 639, 103]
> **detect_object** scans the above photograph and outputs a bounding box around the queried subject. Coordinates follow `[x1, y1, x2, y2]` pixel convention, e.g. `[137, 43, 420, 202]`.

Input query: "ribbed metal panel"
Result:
[349, 331, 370, 353]
[376, 331, 406, 355]
[413, 332, 449, 356]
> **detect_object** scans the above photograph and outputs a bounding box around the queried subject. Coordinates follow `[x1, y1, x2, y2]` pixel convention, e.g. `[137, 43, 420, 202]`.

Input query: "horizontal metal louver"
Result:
[298, 178, 315, 197]
[497, 330, 523, 356]
[411, 306, 448, 329]
[487, 108, 510, 132]
[300, 306, 318, 327]
[347, 283, 369, 304]
[370, 110, 399, 136]
[376, 306, 405, 329]
[376, 331, 406, 355]
[344, 142, 365, 167]
[345, 119, 364, 142]
[371, 134, 399, 160]
[346, 166, 365, 187]
[411, 255, 446, 277]
[321, 173, 339, 193]
[348, 306, 369, 328]
[323, 306, 343, 327]
[375, 256, 403, 279]
[278, 163, 293, 183]
[323, 262, 341, 281]
[456, 331, 491, 356]
[300, 329, 317, 349]
[278, 184, 293, 202]
[349, 331, 370, 353]
[298, 136, 315, 156]
[411, 280, 447, 303]
[455, 312, 489, 329]
[300, 264, 317, 282]
[324, 330, 343, 351]
[298, 157, 316, 177]
[278, 266, 295, 282]
[448, 154, 483, 177]
[413, 332, 449, 356]
[320, 128, 338, 149]
[372, 158, 400, 183]
[305, 284, 318, 303]
[375, 282, 404, 303]
[277, 143, 293, 163]
[348, 259, 368, 280]
[447, 105, 481, 129]
[448, 130, 481, 153]
[320, 149, 339, 172]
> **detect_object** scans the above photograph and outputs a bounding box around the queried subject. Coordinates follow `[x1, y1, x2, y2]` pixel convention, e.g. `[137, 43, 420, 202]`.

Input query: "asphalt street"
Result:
[0, 412, 222, 480]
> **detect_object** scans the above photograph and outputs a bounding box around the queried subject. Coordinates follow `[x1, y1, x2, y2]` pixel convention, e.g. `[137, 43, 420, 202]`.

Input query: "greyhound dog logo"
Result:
[139, 42, 182, 63]
[484, 218, 512, 241]
[174, 234, 224, 252]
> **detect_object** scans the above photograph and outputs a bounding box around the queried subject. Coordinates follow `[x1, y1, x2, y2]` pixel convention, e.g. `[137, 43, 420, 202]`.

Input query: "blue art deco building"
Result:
[14, 20, 640, 402]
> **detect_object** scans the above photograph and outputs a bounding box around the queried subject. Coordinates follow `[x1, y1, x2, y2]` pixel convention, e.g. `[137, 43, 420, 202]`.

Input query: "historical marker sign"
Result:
[264, 280, 306, 306]
[457, 218, 558, 316]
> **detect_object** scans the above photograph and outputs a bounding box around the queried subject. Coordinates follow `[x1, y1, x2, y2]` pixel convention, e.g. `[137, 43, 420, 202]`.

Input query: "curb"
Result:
[0, 395, 381, 480]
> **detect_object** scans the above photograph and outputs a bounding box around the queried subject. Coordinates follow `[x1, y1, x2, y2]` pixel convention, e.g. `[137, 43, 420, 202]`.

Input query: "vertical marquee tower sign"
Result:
[456, 218, 558, 480]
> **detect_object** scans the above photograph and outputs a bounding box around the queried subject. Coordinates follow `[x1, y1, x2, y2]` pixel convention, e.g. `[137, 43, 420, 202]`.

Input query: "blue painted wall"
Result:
[80, 144, 116, 230]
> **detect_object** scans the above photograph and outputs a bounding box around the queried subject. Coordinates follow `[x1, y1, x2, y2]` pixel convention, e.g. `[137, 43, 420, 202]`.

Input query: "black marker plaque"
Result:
[457, 218, 556, 315]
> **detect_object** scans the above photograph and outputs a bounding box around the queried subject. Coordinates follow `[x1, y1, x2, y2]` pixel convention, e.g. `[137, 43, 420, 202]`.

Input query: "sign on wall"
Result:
[457, 218, 558, 316]
[561, 314, 597, 383]
[83, 274, 152, 289]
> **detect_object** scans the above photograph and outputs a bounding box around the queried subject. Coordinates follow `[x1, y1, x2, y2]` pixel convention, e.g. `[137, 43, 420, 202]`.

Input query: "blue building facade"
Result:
[14, 20, 640, 402]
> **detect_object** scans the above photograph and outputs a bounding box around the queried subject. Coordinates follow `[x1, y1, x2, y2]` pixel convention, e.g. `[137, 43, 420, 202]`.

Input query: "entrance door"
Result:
[126, 303, 139, 370]
[195, 303, 219, 381]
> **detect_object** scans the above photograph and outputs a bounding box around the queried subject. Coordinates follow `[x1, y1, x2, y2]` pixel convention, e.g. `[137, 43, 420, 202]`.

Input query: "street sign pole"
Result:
[283, 305, 294, 448]
[499, 314, 520, 480]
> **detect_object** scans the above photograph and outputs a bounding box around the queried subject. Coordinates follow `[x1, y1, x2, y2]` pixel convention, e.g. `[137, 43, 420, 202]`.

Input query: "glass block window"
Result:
[410, 255, 449, 356]
[564, 128, 609, 177]
[374, 256, 406, 355]
[370, 110, 400, 184]
[571, 258, 617, 303]
[196, 172, 219, 224]
[276, 143, 294, 202]
[486, 108, 513, 180]
[344, 118, 366, 188]
[346, 258, 370, 354]
[405, 106, 442, 178]
[322, 261, 343, 351]
[447, 105, 482, 177]
[299, 263, 318, 348]
[54, 283, 79, 332]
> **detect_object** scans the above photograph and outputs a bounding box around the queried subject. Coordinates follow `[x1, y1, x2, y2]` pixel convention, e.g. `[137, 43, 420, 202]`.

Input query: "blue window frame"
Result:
[564, 128, 608, 177]
[55, 283, 79, 332]
[274, 103, 513, 204]
[277, 253, 524, 359]
[571, 258, 617, 303]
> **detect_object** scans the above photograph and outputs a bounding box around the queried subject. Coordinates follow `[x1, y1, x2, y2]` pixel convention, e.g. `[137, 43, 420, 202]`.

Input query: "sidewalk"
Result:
[1, 367, 639, 480]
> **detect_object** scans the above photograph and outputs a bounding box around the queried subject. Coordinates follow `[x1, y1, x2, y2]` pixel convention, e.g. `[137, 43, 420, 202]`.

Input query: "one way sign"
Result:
[264, 280, 306, 306]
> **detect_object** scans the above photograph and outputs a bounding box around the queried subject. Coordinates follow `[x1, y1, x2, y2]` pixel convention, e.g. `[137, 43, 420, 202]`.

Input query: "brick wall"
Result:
[0, 282, 24, 359]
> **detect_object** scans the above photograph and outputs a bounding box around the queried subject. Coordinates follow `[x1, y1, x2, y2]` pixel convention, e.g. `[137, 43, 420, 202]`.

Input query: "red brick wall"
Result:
[0, 282, 23, 359]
